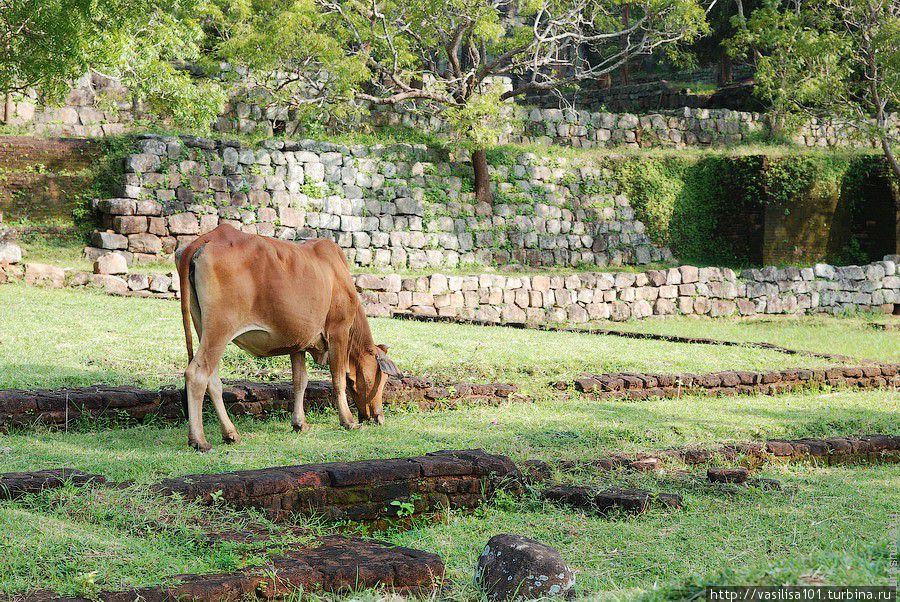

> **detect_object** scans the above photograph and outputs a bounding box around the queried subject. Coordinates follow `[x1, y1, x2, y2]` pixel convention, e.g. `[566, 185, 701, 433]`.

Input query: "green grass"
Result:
[602, 314, 900, 362]
[1, 285, 898, 598]
[0, 284, 866, 390]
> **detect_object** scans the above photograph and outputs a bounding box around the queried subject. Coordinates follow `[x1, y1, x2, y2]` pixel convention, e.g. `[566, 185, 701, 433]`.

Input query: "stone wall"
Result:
[5, 70, 896, 150]
[355, 258, 900, 323]
[87, 135, 671, 269]
[2, 74, 139, 137]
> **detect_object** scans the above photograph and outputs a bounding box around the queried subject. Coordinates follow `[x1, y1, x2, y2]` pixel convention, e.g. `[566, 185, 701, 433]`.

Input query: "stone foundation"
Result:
[18, 536, 444, 601]
[578, 434, 900, 471]
[557, 363, 900, 401]
[154, 449, 518, 522]
[0, 378, 521, 431]
[0, 469, 106, 500]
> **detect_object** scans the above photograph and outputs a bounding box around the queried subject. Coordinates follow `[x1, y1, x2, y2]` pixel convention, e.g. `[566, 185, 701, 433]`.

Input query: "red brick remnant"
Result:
[558, 363, 900, 401]
[0, 468, 105, 500]
[154, 449, 519, 522]
[581, 434, 900, 472]
[17, 536, 444, 601]
[543, 484, 681, 515]
[0, 378, 521, 431]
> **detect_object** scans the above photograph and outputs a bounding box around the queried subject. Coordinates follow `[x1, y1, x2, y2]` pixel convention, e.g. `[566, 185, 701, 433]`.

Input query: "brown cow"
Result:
[176, 224, 402, 451]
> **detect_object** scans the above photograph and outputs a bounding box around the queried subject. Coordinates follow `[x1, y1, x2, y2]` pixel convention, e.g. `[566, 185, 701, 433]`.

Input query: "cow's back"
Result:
[187, 225, 358, 352]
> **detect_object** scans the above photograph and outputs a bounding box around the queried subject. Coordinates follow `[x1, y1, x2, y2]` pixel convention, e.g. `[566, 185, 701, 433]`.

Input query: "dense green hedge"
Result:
[604, 152, 895, 266]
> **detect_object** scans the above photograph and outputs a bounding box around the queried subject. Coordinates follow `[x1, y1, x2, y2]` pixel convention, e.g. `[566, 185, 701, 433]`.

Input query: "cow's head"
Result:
[348, 343, 402, 424]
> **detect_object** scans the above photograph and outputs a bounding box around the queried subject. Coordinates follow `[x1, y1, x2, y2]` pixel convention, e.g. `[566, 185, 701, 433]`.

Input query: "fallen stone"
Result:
[0, 468, 106, 500]
[88, 274, 129, 295]
[475, 534, 575, 601]
[0, 241, 22, 264]
[707, 468, 749, 484]
[94, 252, 128, 275]
[24, 263, 66, 288]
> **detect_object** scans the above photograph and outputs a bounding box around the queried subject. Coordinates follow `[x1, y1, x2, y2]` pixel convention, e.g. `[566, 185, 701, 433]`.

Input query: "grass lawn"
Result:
[605, 314, 900, 363]
[1, 285, 898, 598]
[3, 285, 894, 391]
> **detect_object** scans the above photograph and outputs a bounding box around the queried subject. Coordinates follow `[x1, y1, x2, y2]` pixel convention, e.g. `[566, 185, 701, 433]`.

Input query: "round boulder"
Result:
[474, 534, 575, 601]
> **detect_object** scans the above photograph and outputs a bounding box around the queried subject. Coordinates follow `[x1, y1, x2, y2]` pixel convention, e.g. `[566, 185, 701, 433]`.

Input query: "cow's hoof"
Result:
[342, 422, 361, 430]
[375, 414, 385, 425]
[189, 440, 212, 453]
[292, 421, 311, 433]
[223, 432, 241, 445]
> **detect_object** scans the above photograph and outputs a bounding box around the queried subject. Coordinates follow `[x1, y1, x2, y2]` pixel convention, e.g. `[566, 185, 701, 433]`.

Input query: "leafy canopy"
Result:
[0, 0, 225, 129]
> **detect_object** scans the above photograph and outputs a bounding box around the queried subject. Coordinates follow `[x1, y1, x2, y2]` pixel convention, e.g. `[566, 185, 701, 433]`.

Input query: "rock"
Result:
[88, 274, 129, 295]
[0, 242, 22, 264]
[94, 252, 128, 275]
[91, 231, 128, 250]
[475, 534, 575, 601]
[707, 468, 749, 484]
[24, 263, 66, 288]
[168, 212, 200, 235]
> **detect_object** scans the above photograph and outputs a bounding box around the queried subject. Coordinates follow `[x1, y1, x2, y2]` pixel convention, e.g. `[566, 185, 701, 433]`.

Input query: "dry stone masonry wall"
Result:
[356, 258, 900, 323]
[87, 135, 670, 269]
[3, 247, 897, 321]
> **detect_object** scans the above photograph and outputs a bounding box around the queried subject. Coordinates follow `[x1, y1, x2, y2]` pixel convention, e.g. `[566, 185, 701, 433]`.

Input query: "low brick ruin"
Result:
[154, 449, 519, 522]
[543, 484, 682, 515]
[18, 536, 444, 601]
[557, 363, 900, 401]
[0, 468, 105, 500]
[0, 449, 517, 523]
[575, 434, 900, 472]
[0, 377, 520, 431]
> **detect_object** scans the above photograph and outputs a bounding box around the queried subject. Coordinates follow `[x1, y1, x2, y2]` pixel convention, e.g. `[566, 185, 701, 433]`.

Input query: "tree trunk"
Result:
[719, 55, 733, 85]
[880, 133, 900, 183]
[472, 149, 493, 204]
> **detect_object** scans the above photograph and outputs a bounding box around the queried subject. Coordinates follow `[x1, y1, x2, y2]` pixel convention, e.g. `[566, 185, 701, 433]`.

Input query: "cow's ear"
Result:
[375, 345, 403, 378]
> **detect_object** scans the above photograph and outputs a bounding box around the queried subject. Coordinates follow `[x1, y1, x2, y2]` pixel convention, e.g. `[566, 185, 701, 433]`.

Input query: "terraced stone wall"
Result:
[86, 135, 670, 269]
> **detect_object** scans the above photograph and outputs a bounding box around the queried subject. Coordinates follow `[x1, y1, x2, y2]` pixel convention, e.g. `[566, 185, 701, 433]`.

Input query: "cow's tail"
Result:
[177, 244, 198, 363]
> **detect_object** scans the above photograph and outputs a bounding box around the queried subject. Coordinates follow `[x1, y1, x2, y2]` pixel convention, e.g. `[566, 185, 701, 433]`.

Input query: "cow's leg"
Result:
[185, 338, 227, 452]
[291, 351, 311, 433]
[327, 330, 359, 430]
[208, 367, 240, 444]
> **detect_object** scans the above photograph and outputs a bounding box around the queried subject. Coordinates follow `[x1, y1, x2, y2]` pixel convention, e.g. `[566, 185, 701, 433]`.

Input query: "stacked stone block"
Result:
[357, 257, 899, 323]
[87, 135, 670, 269]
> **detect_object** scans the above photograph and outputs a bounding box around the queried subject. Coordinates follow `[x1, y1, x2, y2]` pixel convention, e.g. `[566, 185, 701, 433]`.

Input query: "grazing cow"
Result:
[176, 224, 402, 452]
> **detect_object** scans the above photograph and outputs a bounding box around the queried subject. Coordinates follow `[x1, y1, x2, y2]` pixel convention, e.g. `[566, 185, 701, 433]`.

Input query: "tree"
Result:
[319, 0, 709, 202]
[0, 0, 224, 129]
[729, 0, 900, 181]
[201, 0, 369, 131]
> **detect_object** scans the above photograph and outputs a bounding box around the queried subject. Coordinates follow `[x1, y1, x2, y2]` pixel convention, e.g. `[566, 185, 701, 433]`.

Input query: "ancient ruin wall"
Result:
[87, 135, 670, 269]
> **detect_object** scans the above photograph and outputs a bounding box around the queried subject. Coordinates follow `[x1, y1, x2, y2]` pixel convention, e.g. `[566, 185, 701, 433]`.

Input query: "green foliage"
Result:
[729, 0, 900, 178]
[202, 0, 368, 126]
[609, 152, 880, 265]
[1, 0, 226, 130]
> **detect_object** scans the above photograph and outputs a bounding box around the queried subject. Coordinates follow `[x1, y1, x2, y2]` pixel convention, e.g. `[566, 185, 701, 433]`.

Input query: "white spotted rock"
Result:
[475, 534, 575, 601]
